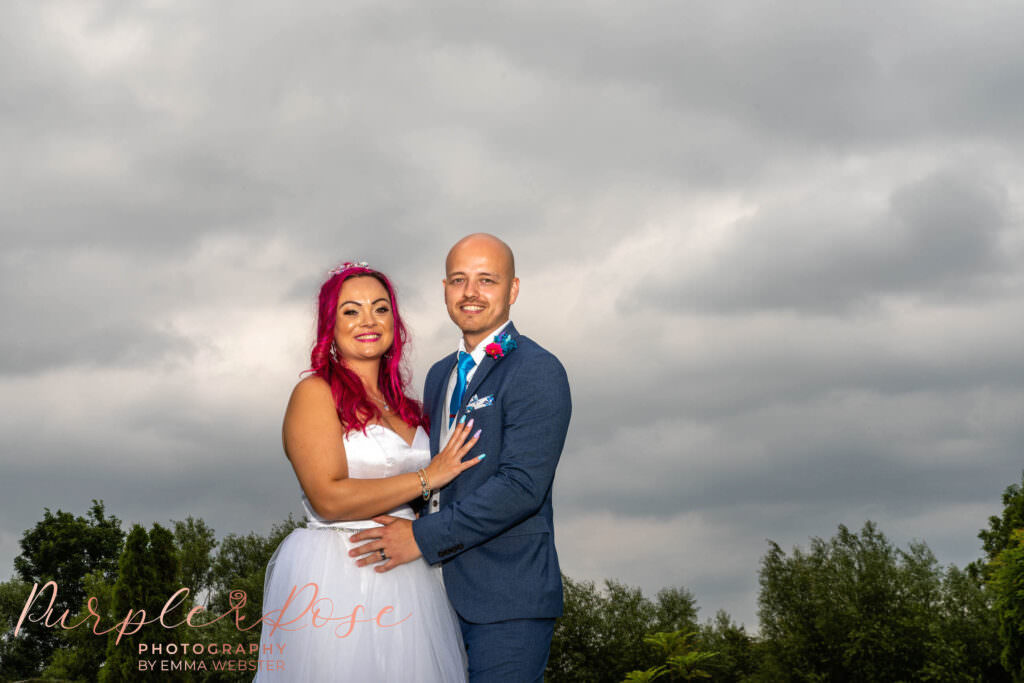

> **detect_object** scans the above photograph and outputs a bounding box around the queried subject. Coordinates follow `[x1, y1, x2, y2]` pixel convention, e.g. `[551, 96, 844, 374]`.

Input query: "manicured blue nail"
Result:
[473, 429, 482, 439]
[478, 453, 486, 460]
[459, 414, 467, 424]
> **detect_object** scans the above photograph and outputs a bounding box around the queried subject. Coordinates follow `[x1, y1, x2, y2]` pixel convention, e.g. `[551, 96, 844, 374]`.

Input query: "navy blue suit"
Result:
[412, 323, 571, 679]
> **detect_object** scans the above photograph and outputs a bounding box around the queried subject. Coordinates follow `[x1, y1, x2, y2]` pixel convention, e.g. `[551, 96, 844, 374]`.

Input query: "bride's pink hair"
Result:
[305, 264, 427, 435]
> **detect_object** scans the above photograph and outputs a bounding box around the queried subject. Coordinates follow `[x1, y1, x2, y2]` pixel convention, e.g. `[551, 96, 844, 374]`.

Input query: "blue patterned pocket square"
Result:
[465, 394, 495, 412]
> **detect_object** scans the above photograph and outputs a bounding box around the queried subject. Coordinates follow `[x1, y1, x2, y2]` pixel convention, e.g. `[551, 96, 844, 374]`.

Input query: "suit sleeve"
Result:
[412, 351, 571, 563]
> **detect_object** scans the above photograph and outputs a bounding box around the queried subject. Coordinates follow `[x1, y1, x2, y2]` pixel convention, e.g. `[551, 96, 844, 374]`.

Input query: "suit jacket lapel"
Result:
[431, 352, 458, 456]
[461, 322, 519, 410]
[462, 356, 495, 409]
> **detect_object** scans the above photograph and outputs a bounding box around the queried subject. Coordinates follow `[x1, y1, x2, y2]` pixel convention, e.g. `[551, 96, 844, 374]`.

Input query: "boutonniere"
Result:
[484, 331, 517, 360]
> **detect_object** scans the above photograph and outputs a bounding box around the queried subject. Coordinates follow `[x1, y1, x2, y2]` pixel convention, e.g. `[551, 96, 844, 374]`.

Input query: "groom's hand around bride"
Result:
[349, 418, 484, 572]
[349, 515, 418, 572]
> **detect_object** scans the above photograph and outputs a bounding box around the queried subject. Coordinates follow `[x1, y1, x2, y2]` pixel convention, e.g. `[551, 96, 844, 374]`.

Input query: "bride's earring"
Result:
[330, 341, 339, 363]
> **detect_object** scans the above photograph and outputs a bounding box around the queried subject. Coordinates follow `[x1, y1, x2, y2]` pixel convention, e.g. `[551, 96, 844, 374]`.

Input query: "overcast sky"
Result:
[3, 1, 1024, 632]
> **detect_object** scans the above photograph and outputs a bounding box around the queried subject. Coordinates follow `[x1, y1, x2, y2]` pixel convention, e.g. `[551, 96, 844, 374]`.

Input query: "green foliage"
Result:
[696, 610, 761, 682]
[193, 516, 300, 683]
[206, 516, 301, 633]
[667, 650, 718, 680]
[625, 630, 719, 682]
[0, 577, 39, 680]
[98, 528, 179, 679]
[980, 470, 1024, 565]
[990, 528, 1024, 680]
[758, 521, 1005, 682]
[645, 630, 697, 659]
[173, 517, 218, 607]
[921, 563, 1006, 682]
[6, 485, 1022, 683]
[624, 665, 668, 682]
[41, 568, 116, 683]
[0, 503, 303, 682]
[547, 575, 698, 683]
[3, 500, 124, 680]
[13, 501, 124, 606]
[980, 469, 1024, 681]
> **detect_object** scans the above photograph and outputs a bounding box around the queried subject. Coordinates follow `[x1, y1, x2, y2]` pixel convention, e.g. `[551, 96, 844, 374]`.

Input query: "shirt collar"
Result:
[458, 319, 513, 366]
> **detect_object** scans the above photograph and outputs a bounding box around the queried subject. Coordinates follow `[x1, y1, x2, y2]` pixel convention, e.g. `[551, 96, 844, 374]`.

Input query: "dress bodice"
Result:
[301, 424, 430, 529]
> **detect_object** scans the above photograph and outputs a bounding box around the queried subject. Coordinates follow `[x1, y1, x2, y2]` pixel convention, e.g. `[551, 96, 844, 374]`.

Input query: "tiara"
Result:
[328, 261, 370, 276]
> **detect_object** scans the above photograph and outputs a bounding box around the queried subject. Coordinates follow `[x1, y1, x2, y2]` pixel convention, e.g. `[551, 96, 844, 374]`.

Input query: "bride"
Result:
[255, 262, 482, 681]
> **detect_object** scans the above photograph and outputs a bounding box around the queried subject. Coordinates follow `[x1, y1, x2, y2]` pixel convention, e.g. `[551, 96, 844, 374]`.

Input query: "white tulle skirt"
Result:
[254, 526, 467, 682]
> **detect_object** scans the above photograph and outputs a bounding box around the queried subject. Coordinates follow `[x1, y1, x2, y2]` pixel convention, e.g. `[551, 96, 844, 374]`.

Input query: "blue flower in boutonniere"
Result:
[484, 331, 517, 360]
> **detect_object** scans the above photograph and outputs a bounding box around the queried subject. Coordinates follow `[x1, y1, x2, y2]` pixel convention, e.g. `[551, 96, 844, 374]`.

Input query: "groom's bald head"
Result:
[445, 233, 515, 279]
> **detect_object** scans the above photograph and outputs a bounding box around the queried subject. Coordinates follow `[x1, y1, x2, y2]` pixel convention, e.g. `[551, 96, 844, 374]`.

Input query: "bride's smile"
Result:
[333, 276, 394, 362]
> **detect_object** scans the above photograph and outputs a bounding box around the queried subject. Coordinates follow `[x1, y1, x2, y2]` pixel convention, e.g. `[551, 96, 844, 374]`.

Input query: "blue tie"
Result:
[449, 351, 476, 427]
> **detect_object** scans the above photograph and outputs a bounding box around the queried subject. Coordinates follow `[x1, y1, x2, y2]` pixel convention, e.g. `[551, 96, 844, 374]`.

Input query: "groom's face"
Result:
[443, 237, 519, 347]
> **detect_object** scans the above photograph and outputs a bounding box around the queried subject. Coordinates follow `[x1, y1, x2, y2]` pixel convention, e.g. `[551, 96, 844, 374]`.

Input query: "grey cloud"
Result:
[888, 170, 1008, 280]
[560, 427, 1015, 521]
[0, 318, 195, 375]
[633, 168, 1012, 314]
[0, 253, 197, 374]
[403, 2, 1024, 154]
[567, 325, 1024, 453]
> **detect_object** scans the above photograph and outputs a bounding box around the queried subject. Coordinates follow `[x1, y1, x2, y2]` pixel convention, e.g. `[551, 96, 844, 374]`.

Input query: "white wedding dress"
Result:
[254, 424, 467, 682]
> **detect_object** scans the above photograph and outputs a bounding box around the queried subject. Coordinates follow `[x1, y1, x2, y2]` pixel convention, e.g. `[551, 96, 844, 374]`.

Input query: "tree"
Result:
[921, 563, 1007, 682]
[979, 470, 1024, 681]
[990, 529, 1024, 680]
[148, 523, 182, 642]
[979, 472, 1024, 683]
[696, 610, 761, 682]
[653, 587, 702, 635]
[1, 504, 301, 682]
[40, 568, 116, 683]
[4, 500, 123, 679]
[173, 516, 217, 606]
[99, 522, 184, 683]
[757, 521, 998, 682]
[99, 524, 151, 683]
[206, 516, 300, 629]
[0, 577, 37, 679]
[188, 515, 303, 682]
[624, 630, 719, 682]
[14, 500, 124, 611]
[980, 470, 1024, 565]
[547, 574, 699, 682]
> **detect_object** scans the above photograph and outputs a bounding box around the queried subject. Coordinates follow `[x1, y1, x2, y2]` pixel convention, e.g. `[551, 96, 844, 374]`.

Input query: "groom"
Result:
[350, 233, 572, 681]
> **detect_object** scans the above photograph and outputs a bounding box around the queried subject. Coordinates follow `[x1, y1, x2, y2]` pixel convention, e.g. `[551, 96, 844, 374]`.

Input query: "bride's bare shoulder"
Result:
[293, 374, 332, 396]
[282, 376, 344, 459]
[286, 375, 336, 418]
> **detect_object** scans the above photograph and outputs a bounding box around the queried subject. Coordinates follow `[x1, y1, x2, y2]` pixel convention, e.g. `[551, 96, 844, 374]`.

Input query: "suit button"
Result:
[431, 500, 439, 509]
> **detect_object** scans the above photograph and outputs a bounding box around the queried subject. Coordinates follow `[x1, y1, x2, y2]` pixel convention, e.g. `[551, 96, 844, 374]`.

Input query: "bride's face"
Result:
[334, 276, 395, 362]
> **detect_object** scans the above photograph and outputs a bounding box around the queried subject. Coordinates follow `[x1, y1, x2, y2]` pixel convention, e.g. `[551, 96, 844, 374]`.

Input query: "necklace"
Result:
[369, 395, 391, 412]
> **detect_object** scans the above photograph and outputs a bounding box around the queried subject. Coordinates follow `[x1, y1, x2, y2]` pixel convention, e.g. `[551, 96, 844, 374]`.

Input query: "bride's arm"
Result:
[283, 376, 479, 521]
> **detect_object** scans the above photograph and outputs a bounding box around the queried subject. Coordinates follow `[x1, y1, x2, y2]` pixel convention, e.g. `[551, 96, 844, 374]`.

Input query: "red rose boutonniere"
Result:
[484, 331, 517, 360]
